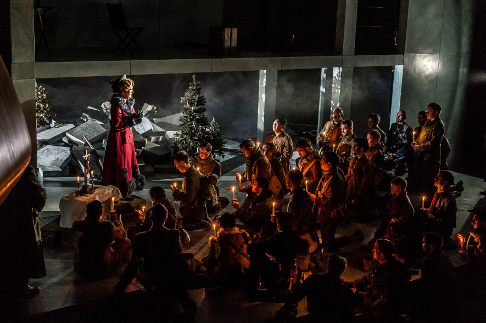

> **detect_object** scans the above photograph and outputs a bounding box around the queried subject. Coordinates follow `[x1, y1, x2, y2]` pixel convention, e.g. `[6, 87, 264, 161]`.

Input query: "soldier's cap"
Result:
[275, 211, 294, 225]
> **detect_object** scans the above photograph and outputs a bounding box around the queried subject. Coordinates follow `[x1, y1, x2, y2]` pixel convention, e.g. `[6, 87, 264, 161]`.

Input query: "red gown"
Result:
[101, 94, 141, 196]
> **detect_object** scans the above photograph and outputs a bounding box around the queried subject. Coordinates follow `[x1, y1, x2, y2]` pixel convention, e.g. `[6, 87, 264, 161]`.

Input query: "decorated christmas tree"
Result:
[176, 75, 227, 157]
[36, 84, 51, 125]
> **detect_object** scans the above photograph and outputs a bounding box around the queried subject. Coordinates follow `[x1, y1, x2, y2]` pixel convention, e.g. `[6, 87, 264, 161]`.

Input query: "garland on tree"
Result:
[36, 84, 51, 124]
[176, 75, 227, 158]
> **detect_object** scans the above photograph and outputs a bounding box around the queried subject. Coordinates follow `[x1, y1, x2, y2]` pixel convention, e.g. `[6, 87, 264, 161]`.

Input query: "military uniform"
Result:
[384, 122, 413, 174]
[364, 126, 387, 148]
[336, 133, 355, 175]
[346, 155, 374, 216]
[298, 150, 322, 194]
[412, 117, 444, 197]
[314, 167, 345, 250]
[288, 186, 313, 234]
[235, 189, 277, 240]
[173, 166, 209, 226]
[192, 155, 222, 212]
[264, 131, 293, 172]
[425, 188, 457, 241]
[366, 144, 384, 168]
[317, 120, 342, 154]
[242, 146, 271, 188]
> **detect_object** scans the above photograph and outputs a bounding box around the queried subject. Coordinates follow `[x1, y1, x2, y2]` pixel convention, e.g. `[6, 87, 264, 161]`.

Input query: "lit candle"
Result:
[142, 206, 145, 217]
[110, 197, 114, 212]
[459, 236, 464, 250]
[272, 202, 275, 216]
[213, 223, 217, 237]
[306, 181, 309, 192]
[197, 167, 200, 172]
[232, 187, 235, 200]
[422, 196, 425, 209]
[77, 176, 80, 193]
[238, 173, 242, 187]
[91, 171, 94, 188]
[173, 182, 177, 188]
[333, 144, 335, 152]
[257, 142, 260, 147]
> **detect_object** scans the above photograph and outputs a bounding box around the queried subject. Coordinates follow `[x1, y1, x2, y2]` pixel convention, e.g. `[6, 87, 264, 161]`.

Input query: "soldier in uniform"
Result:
[286, 169, 313, 236]
[336, 119, 356, 175]
[317, 107, 344, 155]
[172, 150, 212, 229]
[363, 113, 386, 149]
[192, 142, 222, 213]
[295, 138, 322, 194]
[412, 103, 445, 199]
[237, 139, 271, 193]
[366, 129, 384, 168]
[262, 142, 287, 200]
[346, 138, 374, 220]
[264, 117, 294, 173]
[384, 110, 413, 176]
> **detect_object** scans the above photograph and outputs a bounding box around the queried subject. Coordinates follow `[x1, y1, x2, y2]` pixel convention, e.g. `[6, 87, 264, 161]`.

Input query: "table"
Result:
[59, 185, 122, 228]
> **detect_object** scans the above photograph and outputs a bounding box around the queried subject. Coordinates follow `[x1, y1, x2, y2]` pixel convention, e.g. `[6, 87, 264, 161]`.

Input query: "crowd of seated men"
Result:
[5, 105, 485, 322]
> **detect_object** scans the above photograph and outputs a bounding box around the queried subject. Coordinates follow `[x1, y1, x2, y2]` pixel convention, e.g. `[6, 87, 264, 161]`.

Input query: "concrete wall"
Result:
[38, 0, 223, 48]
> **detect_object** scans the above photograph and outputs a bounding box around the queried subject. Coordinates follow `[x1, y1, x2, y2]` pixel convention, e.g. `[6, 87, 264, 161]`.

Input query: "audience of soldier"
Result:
[262, 142, 287, 200]
[317, 107, 344, 155]
[364, 113, 386, 148]
[366, 129, 384, 168]
[232, 177, 276, 241]
[192, 142, 222, 212]
[336, 119, 356, 175]
[238, 139, 271, 192]
[172, 150, 212, 230]
[286, 169, 313, 236]
[278, 254, 355, 322]
[412, 103, 445, 198]
[424, 170, 458, 248]
[264, 117, 294, 173]
[295, 137, 322, 194]
[71, 200, 131, 280]
[384, 110, 413, 176]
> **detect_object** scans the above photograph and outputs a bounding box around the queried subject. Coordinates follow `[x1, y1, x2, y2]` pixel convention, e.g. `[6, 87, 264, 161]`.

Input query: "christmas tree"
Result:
[36, 84, 51, 125]
[176, 75, 227, 157]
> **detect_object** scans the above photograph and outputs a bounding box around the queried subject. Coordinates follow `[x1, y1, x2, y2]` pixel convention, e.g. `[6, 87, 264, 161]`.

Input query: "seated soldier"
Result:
[363, 113, 386, 149]
[366, 129, 384, 168]
[128, 186, 178, 243]
[264, 117, 294, 173]
[277, 255, 355, 322]
[346, 138, 373, 220]
[246, 212, 309, 300]
[171, 150, 212, 230]
[348, 239, 408, 322]
[237, 139, 271, 193]
[262, 142, 287, 200]
[114, 204, 197, 322]
[424, 171, 457, 248]
[203, 213, 251, 279]
[295, 137, 322, 194]
[192, 142, 224, 213]
[311, 151, 363, 252]
[232, 177, 277, 241]
[384, 110, 413, 176]
[336, 119, 356, 175]
[71, 200, 131, 280]
[407, 232, 458, 321]
[368, 176, 418, 256]
[456, 209, 486, 289]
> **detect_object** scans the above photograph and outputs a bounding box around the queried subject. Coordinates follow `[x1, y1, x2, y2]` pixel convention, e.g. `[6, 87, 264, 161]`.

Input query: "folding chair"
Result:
[107, 3, 144, 54]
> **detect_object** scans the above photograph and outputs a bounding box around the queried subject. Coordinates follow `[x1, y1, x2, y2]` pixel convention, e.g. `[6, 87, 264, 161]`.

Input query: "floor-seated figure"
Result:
[456, 209, 486, 289]
[71, 200, 130, 280]
[246, 212, 309, 299]
[238, 139, 271, 193]
[172, 150, 212, 230]
[384, 110, 413, 176]
[346, 138, 374, 220]
[114, 204, 197, 322]
[203, 213, 251, 279]
[336, 119, 356, 175]
[277, 254, 355, 322]
[424, 171, 457, 248]
[347, 239, 408, 322]
[369, 176, 418, 256]
[295, 137, 322, 194]
[192, 142, 223, 213]
[262, 142, 287, 200]
[404, 232, 458, 322]
[264, 117, 294, 173]
[232, 177, 277, 241]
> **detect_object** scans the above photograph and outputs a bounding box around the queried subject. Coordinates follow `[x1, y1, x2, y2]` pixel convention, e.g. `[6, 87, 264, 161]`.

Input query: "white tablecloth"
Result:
[59, 185, 122, 228]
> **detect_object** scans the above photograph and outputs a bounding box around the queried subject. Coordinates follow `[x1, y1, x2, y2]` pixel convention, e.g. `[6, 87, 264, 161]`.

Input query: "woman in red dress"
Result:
[101, 76, 145, 197]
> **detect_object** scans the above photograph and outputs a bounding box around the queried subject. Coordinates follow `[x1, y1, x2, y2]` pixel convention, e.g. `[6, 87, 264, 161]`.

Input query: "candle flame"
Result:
[112, 197, 114, 201]
[422, 196, 425, 200]
[213, 224, 216, 228]
[273, 202, 275, 206]
[174, 183, 177, 187]
[77, 176, 80, 182]
[257, 142, 260, 146]
[232, 187, 235, 191]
